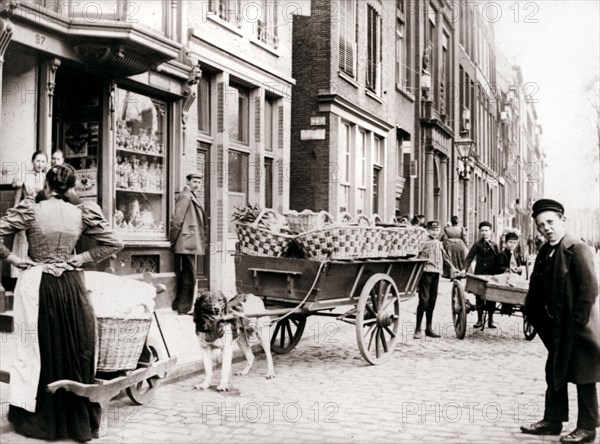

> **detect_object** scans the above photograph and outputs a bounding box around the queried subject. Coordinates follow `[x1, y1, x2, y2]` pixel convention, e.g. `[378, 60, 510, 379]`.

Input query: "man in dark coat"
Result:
[461, 221, 500, 328]
[170, 173, 206, 315]
[520, 199, 599, 444]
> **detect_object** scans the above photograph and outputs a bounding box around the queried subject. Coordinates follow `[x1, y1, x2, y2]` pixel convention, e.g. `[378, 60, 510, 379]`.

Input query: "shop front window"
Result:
[114, 88, 167, 239]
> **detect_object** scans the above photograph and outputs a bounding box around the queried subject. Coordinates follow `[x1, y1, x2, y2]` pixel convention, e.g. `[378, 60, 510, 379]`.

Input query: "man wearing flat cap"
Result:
[170, 172, 207, 315]
[520, 199, 599, 443]
[414, 220, 457, 339]
[461, 220, 500, 328]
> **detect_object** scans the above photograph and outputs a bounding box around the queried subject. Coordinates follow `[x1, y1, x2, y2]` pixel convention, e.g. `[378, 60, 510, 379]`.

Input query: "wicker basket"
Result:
[96, 317, 152, 372]
[386, 225, 428, 257]
[295, 214, 365, 260]
[356, 214, 389, 259]
[284, 210, 333, 234]
[236, 209, 294, 257]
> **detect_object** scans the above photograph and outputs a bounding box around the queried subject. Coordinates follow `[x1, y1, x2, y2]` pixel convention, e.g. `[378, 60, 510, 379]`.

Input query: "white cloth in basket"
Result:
[85, 271, 156, 319]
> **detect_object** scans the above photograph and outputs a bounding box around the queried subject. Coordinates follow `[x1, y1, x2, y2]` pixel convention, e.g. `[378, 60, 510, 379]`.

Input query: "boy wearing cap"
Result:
[461, 221, 500, 328]
[520, 199, 599, 443]
[496, 231, 524, 275]
[170, 172, 207, 315]
[414, 220, 457, 339]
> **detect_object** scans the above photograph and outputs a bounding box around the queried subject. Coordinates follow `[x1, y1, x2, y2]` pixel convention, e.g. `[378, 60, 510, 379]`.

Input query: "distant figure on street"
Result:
[535, 235, 544, 253]
[170, 173, 206, 315]
[440, 215, 468, 274]
[414, 220, 457, 339]
[460, 221, 500, 329]
[520, 199, 599, 444]
[527, 235, 535, 257]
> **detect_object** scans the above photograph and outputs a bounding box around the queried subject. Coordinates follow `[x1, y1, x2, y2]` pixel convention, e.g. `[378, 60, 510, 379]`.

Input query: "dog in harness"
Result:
[193, 291, 275, 391]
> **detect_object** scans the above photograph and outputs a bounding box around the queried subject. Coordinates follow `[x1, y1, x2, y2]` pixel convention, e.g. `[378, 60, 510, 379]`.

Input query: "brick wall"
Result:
[290, 1, 332, 212]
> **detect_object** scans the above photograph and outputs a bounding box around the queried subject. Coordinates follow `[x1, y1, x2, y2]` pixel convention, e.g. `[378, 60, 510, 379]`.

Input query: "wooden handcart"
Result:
[235, 254, 426, 365]
[450, 273, 536, 340]
[46, 274, 177, 437]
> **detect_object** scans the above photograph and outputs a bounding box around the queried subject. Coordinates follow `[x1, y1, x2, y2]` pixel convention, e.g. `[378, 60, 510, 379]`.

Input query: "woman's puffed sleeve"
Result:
[0, 198, 36, 259]
[79, 201, 124, 262]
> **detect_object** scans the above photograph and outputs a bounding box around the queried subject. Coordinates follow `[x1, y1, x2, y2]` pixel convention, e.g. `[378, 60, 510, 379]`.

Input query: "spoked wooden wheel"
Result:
[523, 314, 537, 341]
[126, 345, 162, 405]
[271, 314, 307, 354]
[451, 280, 467, 340]
[356, 274, 401, 365]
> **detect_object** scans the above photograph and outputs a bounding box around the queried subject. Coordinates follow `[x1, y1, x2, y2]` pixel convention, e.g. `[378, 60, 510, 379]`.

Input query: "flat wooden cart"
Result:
[450, 273, 536, 340]
[235, 255, 426, 364]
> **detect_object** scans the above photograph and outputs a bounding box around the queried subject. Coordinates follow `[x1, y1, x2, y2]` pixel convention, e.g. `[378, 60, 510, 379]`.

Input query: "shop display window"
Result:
[114, 88, 167, 239]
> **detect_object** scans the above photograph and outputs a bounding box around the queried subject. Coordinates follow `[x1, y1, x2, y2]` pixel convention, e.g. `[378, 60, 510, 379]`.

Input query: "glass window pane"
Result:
[198, 76, 211, 133]
[228, 150, 248, 232]
[228, 85, 249, 144]
[114, 88, 167, 239]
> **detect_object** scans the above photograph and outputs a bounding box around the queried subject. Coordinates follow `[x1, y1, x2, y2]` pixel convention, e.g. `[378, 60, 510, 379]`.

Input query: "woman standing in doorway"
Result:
[10, 151, 47, 278]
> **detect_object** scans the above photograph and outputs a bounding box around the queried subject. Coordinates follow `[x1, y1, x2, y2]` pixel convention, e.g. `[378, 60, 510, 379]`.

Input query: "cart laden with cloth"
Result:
[45, 271, 177, 437]
[450, 271, 536, 340]
[231, 208, 428, 364]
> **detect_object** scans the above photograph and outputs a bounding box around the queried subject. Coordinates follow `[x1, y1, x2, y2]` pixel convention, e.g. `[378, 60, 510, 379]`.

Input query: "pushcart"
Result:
[235, 254, 426, 365]
[46, 273, 177, 437]
[450, 273, 536, 341]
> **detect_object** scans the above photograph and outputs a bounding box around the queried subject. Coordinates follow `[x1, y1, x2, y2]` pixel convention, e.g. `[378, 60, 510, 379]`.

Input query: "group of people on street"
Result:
[0, 149, 597, 443]
[413, 201, 599, 443]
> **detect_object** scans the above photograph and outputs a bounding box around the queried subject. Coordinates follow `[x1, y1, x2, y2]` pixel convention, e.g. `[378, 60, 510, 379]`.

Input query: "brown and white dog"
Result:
[192, 291, 275, 391]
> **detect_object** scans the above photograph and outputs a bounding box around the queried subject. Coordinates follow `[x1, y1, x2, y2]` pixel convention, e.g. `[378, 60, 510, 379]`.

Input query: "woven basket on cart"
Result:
[284, 210, 333, 234]
[386, 225, 428, 257]
[236, 209, 294, 257]
[295, 212, 365, 260]
[357, 214, 390, 259]
[96, 317, 152, 372]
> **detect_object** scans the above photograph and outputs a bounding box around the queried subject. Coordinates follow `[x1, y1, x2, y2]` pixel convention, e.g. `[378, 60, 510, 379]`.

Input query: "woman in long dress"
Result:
[441, 215, 468, 275]
[10, 151, 47, 278]
[0, 164, 123, 442]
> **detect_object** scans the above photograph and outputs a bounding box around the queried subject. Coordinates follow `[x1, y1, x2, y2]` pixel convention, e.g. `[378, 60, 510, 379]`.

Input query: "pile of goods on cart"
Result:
[231, 205, 428, 260]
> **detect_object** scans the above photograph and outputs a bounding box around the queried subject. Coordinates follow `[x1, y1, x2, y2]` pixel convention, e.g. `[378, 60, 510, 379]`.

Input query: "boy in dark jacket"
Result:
[496, 231, 524, 274]
[460, 221, 500, 329]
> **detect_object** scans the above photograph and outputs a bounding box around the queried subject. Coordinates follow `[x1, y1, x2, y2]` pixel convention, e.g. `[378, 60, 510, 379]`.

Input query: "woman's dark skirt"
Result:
[8, 270, 100, 442]
[443, 239, 468, 277]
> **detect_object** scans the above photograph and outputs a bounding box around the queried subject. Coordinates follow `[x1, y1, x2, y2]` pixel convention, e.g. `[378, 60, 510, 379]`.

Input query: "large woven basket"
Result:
[386, 225, 428, 257]
[236, 209, 294, 257]
[357, 214, 390, 259]
[284, 210, 333, 234]
[295, 224, 365, 260]
[96, 317, 152, 372]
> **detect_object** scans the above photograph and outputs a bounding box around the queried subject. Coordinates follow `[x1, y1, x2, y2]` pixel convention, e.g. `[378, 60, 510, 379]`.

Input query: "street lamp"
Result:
[455, 138, 475, 180]
[454, 138, 475, 236]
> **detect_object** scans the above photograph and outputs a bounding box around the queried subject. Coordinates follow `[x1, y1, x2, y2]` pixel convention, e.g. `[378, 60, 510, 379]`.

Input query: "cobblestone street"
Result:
[3, 276, 598, 444]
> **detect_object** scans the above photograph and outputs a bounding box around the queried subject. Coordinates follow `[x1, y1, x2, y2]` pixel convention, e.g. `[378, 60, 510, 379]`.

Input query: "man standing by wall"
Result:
[170, 173, 206, 315]
[520, 199, 599, 443]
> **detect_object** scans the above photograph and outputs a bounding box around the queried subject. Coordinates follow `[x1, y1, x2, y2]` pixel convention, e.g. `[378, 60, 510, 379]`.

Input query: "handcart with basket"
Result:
[232, 208, 428, 364]
[45, 271, 177, 437]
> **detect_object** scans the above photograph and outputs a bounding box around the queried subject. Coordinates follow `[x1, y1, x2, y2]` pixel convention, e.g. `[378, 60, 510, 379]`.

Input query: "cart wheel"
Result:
[270, 314, 307, 354]
[126, 345, 162, 405]
[523, 315, 536, 341]
[451, 280, 467, 340]
[356, 274, 400, 365]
